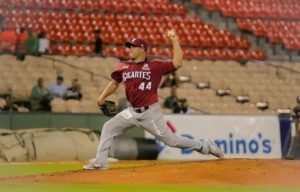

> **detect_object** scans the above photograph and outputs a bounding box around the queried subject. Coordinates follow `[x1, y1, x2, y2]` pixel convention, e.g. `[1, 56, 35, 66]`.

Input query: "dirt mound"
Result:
[2, 159, 300, 187]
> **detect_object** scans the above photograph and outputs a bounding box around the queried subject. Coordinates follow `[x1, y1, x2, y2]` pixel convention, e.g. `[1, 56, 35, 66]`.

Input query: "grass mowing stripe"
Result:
[0, 183, 299, 192]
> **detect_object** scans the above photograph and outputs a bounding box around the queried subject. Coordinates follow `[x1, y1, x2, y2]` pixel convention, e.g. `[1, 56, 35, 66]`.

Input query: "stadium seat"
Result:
[192, 1, 300, 51]
[0, 0, 268, 61]
[51, 99, 67, 113]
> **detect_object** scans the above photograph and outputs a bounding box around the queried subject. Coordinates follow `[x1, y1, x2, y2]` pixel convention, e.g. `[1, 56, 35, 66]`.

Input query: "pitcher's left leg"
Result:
[84, 109, 136, 170]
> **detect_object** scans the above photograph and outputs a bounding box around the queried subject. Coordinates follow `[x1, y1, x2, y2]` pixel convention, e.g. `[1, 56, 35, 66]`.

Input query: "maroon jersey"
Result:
[111, 59, 176, 107]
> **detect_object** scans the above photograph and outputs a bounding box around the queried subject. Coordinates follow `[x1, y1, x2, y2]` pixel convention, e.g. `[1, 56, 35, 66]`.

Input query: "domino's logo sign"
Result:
[156, 132, 273, 156]
[150, 116, 281, 159]
[215, 132, 272, 154]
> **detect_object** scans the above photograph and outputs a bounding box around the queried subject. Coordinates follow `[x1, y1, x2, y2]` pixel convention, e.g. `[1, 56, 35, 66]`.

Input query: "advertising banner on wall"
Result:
[145, 115, 282, 160]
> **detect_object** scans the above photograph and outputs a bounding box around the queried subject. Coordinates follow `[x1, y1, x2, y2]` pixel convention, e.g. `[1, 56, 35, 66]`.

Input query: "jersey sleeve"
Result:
[111, 63, 124, 83]
[158, 60, 176, 75]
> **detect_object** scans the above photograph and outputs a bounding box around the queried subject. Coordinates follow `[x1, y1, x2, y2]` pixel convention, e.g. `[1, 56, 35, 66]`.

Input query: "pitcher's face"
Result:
[128, 46, 145, 59]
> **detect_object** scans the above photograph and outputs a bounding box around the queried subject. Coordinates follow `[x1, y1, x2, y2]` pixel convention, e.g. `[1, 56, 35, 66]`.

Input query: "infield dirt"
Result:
[2, 159, 300, 188]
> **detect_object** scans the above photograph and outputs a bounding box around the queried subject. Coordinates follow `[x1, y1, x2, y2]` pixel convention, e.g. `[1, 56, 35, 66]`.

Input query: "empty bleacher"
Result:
[0, 0, 187, 15]
[192, 0, 300, 19]
[0, 0, 265, 60]
[236, 19, 300, 50]
[175, 59, 300, 114]
[192, 0, 300, 53]
[0, 55, 298, 114]
[0, 1, 298, 115]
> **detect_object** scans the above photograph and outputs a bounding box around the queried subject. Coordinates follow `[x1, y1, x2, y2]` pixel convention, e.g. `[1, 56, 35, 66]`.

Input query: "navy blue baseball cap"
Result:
[125, 38, 147, 51]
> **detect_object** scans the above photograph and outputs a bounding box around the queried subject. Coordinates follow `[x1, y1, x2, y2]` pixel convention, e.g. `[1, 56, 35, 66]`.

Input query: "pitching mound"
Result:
[2, 159, 300, 187]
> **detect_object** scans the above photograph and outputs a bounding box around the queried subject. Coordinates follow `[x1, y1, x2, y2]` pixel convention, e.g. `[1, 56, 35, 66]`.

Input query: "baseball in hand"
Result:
[167, 30, 175, 38]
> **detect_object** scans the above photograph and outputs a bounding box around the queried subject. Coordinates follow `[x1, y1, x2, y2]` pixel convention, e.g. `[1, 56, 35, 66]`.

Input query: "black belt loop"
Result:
[134, 105, 149, 113]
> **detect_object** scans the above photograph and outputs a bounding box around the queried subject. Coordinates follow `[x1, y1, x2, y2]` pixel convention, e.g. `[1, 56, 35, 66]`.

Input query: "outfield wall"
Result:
[0, 113, 292, 160]
[0, 112, 144, 137]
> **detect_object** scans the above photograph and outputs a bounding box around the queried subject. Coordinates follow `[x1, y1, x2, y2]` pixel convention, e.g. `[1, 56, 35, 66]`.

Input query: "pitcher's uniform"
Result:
[93, 59, 204, 168]
[84, 38, 224, 170]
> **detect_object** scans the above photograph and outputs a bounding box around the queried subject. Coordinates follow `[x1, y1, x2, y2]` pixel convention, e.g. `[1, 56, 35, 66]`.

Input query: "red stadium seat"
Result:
[228, 49, 241, 60]
[239, 50, 251, 60]
[192, 0, 300, 52]
[0, 1, 264, 60]
[250, 50, 267, 61]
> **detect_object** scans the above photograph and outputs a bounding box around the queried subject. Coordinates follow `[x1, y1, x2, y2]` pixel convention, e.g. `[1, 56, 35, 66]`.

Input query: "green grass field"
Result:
[2, 183, 300, 192]
[0, 162, 299, 192]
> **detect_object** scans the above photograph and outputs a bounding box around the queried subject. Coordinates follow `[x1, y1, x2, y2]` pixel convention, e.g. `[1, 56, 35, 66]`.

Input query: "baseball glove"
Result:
[100, 100, 117, 117]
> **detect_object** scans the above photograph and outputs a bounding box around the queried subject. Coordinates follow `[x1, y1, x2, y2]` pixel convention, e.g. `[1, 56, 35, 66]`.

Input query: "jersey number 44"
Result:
[138, 82, 152, 91]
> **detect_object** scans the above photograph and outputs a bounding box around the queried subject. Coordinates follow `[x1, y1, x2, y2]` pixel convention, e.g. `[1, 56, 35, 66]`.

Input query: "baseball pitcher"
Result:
[84, 29, 224, 170]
